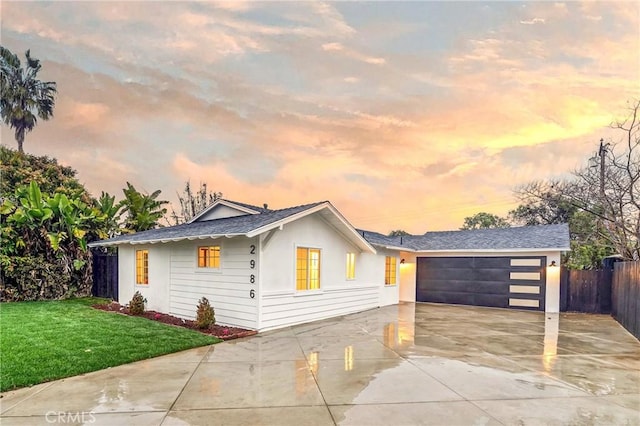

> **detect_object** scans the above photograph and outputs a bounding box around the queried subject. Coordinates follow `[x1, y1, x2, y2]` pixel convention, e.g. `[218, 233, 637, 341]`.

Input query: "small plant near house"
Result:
[128, 291, 146, 315]
[195, 297, 215, 329]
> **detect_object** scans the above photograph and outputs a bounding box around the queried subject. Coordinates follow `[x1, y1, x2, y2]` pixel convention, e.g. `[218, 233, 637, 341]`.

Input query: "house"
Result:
[90, 199, 570, 331]
[90, 200, 401, 331]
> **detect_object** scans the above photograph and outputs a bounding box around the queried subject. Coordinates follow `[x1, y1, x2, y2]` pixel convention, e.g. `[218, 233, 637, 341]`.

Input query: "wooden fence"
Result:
[612, 261, 640, 340]
[560, 268, 612, 313]
[92, 252, 118, 300]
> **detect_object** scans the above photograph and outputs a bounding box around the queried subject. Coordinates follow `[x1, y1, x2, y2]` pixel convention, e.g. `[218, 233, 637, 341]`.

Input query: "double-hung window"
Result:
[385, 256, 397, 286]
[135, 250, 149, 285]
[296, 247, 321, 290]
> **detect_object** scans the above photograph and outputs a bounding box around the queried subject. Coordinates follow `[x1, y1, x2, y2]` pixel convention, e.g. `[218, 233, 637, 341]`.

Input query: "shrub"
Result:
[129, 291, 146, 315]
[0, 255, 92, 302]
[195, 297, 215, 329]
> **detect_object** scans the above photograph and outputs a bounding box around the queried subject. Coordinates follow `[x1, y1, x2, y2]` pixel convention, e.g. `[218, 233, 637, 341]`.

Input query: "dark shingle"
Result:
[94, 201, 326, 245]
[360, 223, 570, 251]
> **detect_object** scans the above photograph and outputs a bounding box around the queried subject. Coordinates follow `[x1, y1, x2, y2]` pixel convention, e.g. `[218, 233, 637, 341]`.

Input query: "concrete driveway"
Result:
[1, 303, 639, 425]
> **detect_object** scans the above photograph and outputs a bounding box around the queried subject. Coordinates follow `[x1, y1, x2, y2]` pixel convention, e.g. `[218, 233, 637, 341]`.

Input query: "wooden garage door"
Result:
[416, 256, 546, 311]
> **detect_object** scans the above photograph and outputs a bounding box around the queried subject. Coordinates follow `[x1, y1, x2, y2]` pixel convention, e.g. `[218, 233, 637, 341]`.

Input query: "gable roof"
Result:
[359, 223, 570, 252]
[89, 200, 376, 253]
[189, 199, 269, 222]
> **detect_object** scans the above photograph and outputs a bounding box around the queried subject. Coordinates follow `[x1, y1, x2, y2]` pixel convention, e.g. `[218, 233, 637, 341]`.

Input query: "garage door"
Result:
[416, 256, 546, 311]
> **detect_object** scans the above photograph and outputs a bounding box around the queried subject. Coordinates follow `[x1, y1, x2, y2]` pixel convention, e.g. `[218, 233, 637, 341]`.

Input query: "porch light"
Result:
[400, 258, 405, 264]
[549, 261, 557, 267]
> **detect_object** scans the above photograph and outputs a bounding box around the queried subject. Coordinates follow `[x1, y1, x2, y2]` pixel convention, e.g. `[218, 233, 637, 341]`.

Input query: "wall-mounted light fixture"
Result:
[549, 261, 557, 267]
[400, 259, 405, 264]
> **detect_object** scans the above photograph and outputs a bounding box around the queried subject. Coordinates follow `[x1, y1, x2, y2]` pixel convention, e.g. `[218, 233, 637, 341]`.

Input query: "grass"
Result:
[0, 298, 220, 392]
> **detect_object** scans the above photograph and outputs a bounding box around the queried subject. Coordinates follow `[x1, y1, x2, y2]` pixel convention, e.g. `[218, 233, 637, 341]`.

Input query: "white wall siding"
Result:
[260, 286, 379, 330]
[259, 213, 395, 330]
[169, 237, 259, 329]
[117, 244, 171, 313]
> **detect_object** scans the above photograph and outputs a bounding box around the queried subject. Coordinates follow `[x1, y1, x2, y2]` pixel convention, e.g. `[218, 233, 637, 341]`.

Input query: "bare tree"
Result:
[169, 181, 222, 225]
[563, 100, 640, 261]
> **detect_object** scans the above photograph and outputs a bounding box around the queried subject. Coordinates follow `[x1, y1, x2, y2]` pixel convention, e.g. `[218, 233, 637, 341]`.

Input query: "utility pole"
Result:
[598, 138, 609, 200]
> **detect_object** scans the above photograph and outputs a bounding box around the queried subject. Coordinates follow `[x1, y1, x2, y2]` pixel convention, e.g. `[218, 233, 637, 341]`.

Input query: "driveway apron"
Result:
[2, 303, 639, 425]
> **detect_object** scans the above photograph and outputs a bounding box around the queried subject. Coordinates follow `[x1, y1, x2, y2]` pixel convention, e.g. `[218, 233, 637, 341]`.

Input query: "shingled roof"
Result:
[91, 201, 326, 246]
[360, 223, 570, 252]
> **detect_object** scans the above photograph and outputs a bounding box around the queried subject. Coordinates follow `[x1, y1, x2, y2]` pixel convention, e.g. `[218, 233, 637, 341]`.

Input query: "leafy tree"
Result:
[94, 192, 123, 239]
[508, 100, 640, 267]
[169, 181, 222, 225]
[460, 212, 510, 230]
[1, 182, 100, 300]
[509, 180, 613, 269]
[119, 182, 168, 232]
[0, 47, 57, 153]
[0, 146, 87, 200]
[388, 229, 410, 237]
[566, 101, 640, 262]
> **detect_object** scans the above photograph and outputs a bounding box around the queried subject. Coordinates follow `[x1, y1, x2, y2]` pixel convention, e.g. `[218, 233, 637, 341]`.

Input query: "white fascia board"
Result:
[245, 203, 329, 238]
[317, 210, 377, 254]
[414, 247, 569, 254]
[246, 202, 376, 254]
[188, 199, 259, 223]
[323, 203, 377, 254]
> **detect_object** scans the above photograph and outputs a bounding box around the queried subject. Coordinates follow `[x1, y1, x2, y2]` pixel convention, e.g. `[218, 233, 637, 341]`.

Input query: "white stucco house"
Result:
[90, 199, 569, 331]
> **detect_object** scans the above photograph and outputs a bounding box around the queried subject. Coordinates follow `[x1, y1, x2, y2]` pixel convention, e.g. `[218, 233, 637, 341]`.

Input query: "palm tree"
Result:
[0, 47, 57, 153]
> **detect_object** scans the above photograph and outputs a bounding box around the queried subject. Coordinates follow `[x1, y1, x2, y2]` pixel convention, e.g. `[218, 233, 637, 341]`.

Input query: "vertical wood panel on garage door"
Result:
[416, 256, 546, 311]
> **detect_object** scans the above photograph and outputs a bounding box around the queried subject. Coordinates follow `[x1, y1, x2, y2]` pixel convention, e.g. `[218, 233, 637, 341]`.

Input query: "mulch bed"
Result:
[92, 302, 257, 340]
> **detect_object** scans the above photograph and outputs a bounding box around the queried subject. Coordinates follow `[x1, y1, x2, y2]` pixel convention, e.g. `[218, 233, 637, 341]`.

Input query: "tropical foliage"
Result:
[1, 181, 99, 300]
[0, 147, 169, 301]
[119, 182, 168, 232]
[0, 46, 57, 153]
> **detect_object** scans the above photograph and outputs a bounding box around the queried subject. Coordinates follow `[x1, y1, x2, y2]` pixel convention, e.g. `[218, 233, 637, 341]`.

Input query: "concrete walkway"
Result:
[1, 303, 639, 425]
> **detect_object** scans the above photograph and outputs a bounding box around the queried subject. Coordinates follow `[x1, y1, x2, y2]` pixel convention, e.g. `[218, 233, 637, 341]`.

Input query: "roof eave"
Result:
[89, 233, 245, 247]
[188, 199, 259, 223]
[413, 247, 570, 253]
[246, 202, 376, 254]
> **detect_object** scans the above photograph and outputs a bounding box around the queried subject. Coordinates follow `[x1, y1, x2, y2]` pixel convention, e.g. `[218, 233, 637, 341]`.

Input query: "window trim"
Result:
[135, 249, 149, 286]
[346, 252, 356, 280]
[296, 246, 322, 291]
[197, 245, 221, 269]
[385, 256, 397, 286]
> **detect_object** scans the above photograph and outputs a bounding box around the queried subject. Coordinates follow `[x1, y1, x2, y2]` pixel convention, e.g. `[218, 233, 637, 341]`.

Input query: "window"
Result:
[135, 250, 148, 285]
[385, 256, 397, 286]
[198, 246, 220, 268]
[346, 252, 356, 280]
[296, 247, 321, 290]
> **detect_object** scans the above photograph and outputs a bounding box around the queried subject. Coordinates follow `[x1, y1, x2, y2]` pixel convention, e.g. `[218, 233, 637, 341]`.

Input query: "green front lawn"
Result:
[0, 298, 220, 392]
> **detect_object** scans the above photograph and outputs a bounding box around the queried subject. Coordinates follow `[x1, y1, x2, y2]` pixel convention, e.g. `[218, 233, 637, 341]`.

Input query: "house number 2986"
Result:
[249, 245, 256, 299]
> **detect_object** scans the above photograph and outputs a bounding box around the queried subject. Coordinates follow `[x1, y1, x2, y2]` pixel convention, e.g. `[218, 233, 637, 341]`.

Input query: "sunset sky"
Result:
[1, 1, 638, 233]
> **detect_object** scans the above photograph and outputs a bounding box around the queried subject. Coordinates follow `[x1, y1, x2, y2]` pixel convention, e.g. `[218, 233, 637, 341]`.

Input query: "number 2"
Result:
[250, 244, 256, 254]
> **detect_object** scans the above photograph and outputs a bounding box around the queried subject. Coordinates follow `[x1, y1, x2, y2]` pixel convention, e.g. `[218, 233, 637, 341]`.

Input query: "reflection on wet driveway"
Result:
[2, 303, 639, 425]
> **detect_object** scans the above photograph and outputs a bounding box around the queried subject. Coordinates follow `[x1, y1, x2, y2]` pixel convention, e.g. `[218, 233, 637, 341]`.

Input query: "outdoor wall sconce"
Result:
[400, 259, 406, 264]
[549, 261, 557, 267]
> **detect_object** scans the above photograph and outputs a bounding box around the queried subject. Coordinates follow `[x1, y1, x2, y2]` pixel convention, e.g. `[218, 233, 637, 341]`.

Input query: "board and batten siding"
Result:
[258, 213, 396, 331]
[169, 237, 259, 329]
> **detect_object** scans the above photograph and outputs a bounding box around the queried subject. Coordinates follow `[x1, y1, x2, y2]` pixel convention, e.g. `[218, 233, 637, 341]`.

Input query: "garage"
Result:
[416, 256, 546, 311]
